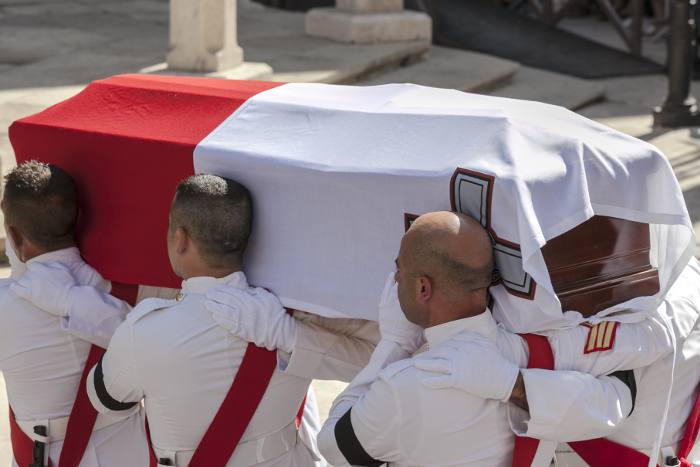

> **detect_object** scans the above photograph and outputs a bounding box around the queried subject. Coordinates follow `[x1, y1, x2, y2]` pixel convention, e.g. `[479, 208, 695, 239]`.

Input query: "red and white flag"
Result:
[10, 74, 694, 332]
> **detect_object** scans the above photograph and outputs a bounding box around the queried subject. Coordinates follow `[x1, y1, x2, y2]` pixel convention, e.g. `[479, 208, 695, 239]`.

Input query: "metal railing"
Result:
[521, 0, 646, 55]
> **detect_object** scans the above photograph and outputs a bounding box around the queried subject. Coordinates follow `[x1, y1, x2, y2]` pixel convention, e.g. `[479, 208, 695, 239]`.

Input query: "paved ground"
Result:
[1, 1, 700, 465]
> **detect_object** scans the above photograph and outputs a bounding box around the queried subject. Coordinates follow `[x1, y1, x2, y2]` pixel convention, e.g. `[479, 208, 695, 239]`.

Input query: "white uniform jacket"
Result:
[318, 305, 675, 467]
[320, 312, 522, 467]
[280, 311, 379, 383]
[545, 259, 700, 466]
[0, 247, 149, 467]
[87, 271, 321, 467]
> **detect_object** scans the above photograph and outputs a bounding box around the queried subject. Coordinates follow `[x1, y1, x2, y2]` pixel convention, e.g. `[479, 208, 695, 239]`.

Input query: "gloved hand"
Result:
[206, 285, 297, 353]
[10, 261, 77, 317]
[378, 272, 424, 355]
[414, 332, 520, 402]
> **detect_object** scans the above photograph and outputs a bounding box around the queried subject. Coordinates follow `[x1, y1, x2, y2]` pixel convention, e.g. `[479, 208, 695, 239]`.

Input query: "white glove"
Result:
[11, 261, 77, 317]
[206, 285, 297, 353]
[378, 272, 424, 354]
[414, 332, 519, 402]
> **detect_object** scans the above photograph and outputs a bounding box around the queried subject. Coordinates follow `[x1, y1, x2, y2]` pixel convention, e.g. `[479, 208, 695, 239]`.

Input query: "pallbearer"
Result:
[87, 174, 321, 467]
[0, 161, 150, 467]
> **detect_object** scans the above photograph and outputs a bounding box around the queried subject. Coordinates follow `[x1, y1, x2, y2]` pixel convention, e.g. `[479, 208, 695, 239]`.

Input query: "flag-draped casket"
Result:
[9, 74, 694, 333]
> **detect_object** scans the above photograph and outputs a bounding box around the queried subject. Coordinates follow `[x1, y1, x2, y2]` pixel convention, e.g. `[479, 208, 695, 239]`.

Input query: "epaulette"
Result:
[582, 321, 619, 354]
[127, 297, 177, 324]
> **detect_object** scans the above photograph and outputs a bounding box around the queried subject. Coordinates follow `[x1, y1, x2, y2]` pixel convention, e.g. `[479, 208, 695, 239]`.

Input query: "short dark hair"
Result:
[428, 247, 494, 295]
[170, 174, 253, 268]
[410, 238, 494, 302]
[3, 161, 78, 249]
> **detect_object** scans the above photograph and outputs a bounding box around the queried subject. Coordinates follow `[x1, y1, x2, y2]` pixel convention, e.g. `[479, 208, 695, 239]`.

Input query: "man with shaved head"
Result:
[314, 211, 525, 466]
[394, 212, 493, 328]
[313, 211, 676, 467]
[209, 210, 676, 466]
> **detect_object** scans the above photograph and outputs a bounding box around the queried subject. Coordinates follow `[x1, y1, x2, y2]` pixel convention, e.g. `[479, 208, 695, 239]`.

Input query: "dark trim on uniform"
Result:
[334, 409, 384, 466]
[611, 369, 637, 415]
[93, 357, 139, 412]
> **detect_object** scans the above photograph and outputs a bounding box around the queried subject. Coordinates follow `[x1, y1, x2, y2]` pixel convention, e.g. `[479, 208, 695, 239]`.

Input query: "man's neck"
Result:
[179, 264, 242, 280]
[23, 242, 77, 262]
[426, 293, 487, 328]
[428, 308, 486, 328]
[425, 290, 488, 328]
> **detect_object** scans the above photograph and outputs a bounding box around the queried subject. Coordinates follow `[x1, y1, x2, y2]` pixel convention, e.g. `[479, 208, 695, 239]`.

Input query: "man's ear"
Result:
[6, 225, 24, 260]
[173, 226, 189, 255]
[415, 275, 433, 305]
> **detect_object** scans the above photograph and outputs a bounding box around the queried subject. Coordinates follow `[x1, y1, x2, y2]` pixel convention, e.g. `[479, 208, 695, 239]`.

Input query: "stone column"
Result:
[166, 0, 271, 78]
[306, 0, 432, 44]
[167, 0, 243, 72]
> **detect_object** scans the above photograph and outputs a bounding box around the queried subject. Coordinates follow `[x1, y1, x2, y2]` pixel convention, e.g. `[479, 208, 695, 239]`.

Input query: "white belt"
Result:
[154, 421, 299, 467]
[17, 413, 124, 443]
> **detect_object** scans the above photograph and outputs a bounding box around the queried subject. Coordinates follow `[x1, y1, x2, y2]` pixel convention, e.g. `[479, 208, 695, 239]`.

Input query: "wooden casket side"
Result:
[541, 216, 660, 317]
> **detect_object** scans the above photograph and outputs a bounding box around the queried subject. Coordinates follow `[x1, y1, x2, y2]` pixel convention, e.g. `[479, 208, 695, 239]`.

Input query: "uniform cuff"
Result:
[507, 404, 530, 436]
[60, 315, 111, 348]
[516, 368, 580, 440]
[277, 324, 328, 379]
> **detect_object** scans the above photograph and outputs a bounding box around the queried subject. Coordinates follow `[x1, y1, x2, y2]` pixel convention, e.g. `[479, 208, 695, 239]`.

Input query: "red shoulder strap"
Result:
[56, 345, 105, 467]
[57, 282, 139, 467]
[295, 395, 307, 429]
[511, 334, 554, 467]
[187, 344, 278, 467]
[520, 334, 554, 370]
[677, 383, 700, 467]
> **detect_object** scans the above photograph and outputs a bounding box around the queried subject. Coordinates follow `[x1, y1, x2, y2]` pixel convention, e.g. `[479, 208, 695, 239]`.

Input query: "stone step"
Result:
[354, 46, 520, 93]
[489, 66, 606, 110]
[238, 7, 430, 84]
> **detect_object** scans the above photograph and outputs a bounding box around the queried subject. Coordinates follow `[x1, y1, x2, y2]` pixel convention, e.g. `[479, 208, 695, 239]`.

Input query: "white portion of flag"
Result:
[193, 82, 693, 332]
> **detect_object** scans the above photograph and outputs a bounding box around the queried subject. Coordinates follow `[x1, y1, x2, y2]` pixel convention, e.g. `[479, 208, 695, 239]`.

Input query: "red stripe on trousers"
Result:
[9, 407, 46, 467]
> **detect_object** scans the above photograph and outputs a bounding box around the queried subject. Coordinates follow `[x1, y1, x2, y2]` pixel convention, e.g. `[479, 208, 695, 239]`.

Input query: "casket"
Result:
[542, 215, 660, 318]
[9, 75, 694, 333]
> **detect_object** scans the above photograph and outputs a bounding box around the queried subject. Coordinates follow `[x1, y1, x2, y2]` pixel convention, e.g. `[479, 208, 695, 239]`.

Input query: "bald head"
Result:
[401, 211, 493, 302]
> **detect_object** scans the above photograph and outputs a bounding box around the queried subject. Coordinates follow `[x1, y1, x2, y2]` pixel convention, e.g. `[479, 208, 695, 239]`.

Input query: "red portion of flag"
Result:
[9, 75, 282, 288]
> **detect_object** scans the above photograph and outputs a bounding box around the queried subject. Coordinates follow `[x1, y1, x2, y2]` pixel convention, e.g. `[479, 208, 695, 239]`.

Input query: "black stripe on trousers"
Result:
[334, 408, 384, 466]
[93, 356, 139, 412]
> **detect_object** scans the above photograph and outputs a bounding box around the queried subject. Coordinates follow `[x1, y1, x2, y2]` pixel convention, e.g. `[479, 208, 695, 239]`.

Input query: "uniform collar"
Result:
[424, 308, 498, 348]
[27, 247, 82, 266]
[180, 271, 248, 296]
